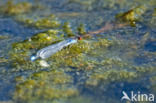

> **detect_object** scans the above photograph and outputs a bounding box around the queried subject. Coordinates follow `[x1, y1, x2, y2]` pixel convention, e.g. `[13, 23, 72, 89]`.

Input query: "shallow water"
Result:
[0, 0, 156, 103]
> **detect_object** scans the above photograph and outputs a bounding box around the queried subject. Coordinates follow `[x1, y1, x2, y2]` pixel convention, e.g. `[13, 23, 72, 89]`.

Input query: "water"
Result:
[0, 0, 155, 103]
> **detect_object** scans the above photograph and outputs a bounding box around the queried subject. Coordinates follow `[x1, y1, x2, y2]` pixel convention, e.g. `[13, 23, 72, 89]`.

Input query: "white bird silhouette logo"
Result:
[121, 91, 131, 101]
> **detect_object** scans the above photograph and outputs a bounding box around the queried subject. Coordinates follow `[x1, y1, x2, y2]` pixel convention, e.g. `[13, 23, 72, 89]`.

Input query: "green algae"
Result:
[67, 0, 155, 11]
[28, 15, 60, 29]
[77, 24, 86, 35]
[150, 76, 156, 85]
[13, 70, 78, 102]
[16, 14, 60, 29]
[150, 76, 156, 94]
[9, 27, 89, 70]
[0, 1, 32, 15]
[9, 15, 97, 70]
[51, 40, 90, 67]
[9, 29, 62, 69]
[0, 1, 155, 102]
[84, 59, 156, 95]
[0, 35, 10, 40]
[56, 12, 87, 18]
[86, 70, 138, 86]
[0, 57, 8, 64]
[62, 22, 75, 37]
[15, 76, 25, 83]
[67, 0, 128, 11]
[92, 38, 113, 48]
[68, 0, 94, 10]
[84, 57, 136, 87]
[8, 27, 156, 102]
[116, 5, 147, 26]
[148, 8, 156, 28]
[131, 66, 156, 75]
[7, 17, 113, 70]
[49, 38, 115, 69]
